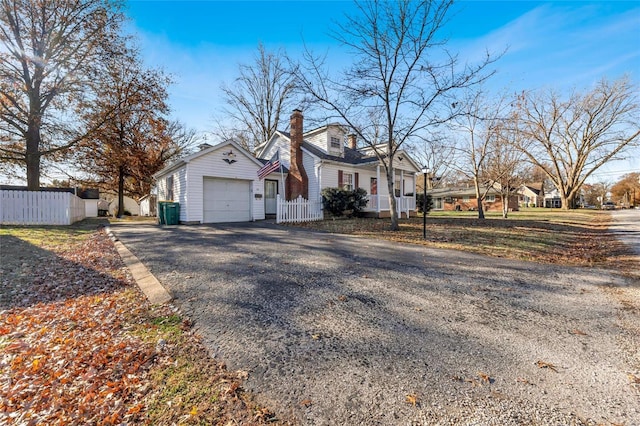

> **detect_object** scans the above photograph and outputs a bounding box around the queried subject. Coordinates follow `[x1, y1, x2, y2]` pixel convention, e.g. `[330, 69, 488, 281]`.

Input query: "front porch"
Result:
[366, 195, 416, 218]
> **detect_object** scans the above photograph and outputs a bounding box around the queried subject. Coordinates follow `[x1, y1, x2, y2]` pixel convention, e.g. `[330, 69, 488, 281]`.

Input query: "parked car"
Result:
[602, 201, 616, 210]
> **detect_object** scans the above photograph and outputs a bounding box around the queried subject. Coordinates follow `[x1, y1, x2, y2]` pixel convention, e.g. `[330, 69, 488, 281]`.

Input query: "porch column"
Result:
[376, 164, 380, 213]
[400, 169, 405, 217]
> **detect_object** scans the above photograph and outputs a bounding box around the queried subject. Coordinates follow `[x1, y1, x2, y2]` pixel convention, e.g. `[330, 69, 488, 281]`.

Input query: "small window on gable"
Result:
[166, 175, 174, 201]
[330, 136, 341, 149]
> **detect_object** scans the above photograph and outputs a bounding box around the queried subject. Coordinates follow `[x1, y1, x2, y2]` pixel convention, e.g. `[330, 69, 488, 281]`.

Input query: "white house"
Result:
[154, 139, 266, 223]
[256, 110, 421, 217]
[151, 111, 420, 224]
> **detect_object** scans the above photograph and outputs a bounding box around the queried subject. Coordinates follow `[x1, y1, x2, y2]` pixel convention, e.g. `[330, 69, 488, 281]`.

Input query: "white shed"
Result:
[154, 139, 265, 224]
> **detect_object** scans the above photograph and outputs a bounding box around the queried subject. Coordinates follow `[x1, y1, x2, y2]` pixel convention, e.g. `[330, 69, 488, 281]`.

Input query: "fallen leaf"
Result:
[477, 371, 491, 383]
[535, 360, 558, 372]
[311, 333, 321, 340]
[300, 399, 312, 407]
[569, 329, 588, 336]
[628, 374, 640, 384]
[189, 406, 198, 416]
[405, 394, 418, 406]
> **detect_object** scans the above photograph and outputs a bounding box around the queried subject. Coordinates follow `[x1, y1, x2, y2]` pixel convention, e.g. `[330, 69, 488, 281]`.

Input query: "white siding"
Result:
[403, 175, 416, 195]
[263, 135, 291, 169]
[184, 145, 264, 223]
[320, 163, 341, 189]
[305, 131, 328, 153]
[176, 168, 187, 221]
[303, 151, 320, 202]
[305, 125, 346, 157]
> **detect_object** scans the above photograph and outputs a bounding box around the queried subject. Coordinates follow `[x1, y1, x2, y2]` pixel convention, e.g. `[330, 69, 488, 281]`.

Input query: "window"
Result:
[370, 177, 377, 195]
[166, 176, 174, 201]
[330, 136, 341, 149]
[486, 195, 495, 202]
[395, 179, 401, 197]
[463, 196, 470, 203]
[342, 172, 354, 190]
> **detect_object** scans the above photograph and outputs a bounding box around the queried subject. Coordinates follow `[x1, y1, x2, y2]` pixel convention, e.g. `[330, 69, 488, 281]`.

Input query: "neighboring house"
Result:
[427, 186, 519, 212]
[255, 110, 421, 217]
[518, 183, 545, 208]
[154, 139, 266, 223]
[102, 193, 140, 216]
[543, 188, 562, 208]
[139, 194, 157, 216]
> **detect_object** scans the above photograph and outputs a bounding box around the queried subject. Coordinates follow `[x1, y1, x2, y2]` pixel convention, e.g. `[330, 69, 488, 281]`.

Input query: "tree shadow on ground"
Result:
[0, 222, 128, 310]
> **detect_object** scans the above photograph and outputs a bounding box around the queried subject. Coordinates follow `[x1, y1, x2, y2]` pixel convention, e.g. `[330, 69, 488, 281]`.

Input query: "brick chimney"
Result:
[286, 109, 308, 200]
[347, 134, 357, 150]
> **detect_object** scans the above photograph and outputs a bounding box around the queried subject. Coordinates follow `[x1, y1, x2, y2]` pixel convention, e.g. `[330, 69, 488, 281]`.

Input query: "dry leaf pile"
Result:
[1, 226, 280, 425]
[1, 230, 152, 425]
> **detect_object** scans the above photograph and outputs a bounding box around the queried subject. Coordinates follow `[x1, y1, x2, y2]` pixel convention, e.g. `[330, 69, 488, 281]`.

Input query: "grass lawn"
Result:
[288, 209, 636, 273]
[0, 219, 280, 425]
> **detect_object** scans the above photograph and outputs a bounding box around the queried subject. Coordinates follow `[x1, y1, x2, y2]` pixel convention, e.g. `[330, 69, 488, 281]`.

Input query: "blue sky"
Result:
[125, 0, 640, 181]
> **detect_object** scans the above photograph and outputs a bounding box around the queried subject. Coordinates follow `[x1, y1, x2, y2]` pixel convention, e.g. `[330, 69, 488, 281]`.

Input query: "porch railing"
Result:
[368, 195, 416, 217]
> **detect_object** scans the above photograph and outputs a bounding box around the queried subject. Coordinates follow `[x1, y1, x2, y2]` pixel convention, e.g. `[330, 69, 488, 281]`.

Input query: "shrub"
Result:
[416, 193, 433, 214]
[322, 187, 369, 217]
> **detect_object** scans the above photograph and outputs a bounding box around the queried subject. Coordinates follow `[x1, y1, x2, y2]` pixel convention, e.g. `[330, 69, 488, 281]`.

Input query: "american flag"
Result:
[257, 151, 281, 179]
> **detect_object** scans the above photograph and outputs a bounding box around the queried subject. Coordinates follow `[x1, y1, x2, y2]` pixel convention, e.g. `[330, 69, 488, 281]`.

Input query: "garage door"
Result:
[203, 178, 251, 223]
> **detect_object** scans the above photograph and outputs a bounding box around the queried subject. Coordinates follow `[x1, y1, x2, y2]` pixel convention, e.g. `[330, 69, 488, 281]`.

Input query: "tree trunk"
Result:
[502, 194, 508, 219]
[476, 197, 485, 219]
[473, 178, 485, 219]
[25, 118, 42, 191]
[117, 165, 125, 218]
[26, 150, 41, 191]
[386, 167, 399, 231]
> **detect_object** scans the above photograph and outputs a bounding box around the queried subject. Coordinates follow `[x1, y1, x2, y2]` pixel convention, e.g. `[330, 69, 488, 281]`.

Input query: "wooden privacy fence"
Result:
[276, 195, 323, 224]
[0, 190, 86, 225]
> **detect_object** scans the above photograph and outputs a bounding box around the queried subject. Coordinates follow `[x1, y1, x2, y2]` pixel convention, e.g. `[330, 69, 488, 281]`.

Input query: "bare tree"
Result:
[516, 77, 640, 209]
[297, 0, 498, 230]
[484, 122, 526, 218]
[451, 90, 504, 219]
[412, 132, 457, 189]
[218, 43, 297, 153]
[0, 0, 124, 190]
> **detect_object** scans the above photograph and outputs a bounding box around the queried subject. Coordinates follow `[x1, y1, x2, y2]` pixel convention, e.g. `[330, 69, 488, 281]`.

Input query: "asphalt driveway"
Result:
[109, 221, 639, 425]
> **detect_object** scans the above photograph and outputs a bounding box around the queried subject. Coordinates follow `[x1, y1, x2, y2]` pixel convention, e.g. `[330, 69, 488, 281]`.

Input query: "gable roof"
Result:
[155, 139, 263, 178]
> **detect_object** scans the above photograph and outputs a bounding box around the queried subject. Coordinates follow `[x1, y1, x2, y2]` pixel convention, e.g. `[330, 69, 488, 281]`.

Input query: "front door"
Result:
[264, 179, 278, 215]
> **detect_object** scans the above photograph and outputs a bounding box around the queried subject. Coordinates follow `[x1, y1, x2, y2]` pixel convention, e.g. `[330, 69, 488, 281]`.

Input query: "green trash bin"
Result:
[157, 202, 167, 225]
[164, 202, 180, 225]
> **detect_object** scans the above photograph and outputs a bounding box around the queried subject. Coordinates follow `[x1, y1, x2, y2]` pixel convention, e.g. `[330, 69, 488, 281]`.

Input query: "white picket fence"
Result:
[276, 195, 323, 224]
[0, 190, 86, 225]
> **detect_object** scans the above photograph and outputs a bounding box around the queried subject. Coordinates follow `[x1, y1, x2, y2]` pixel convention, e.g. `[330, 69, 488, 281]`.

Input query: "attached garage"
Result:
[203, 178, 251, 223]
[154, 140, 266, 224]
